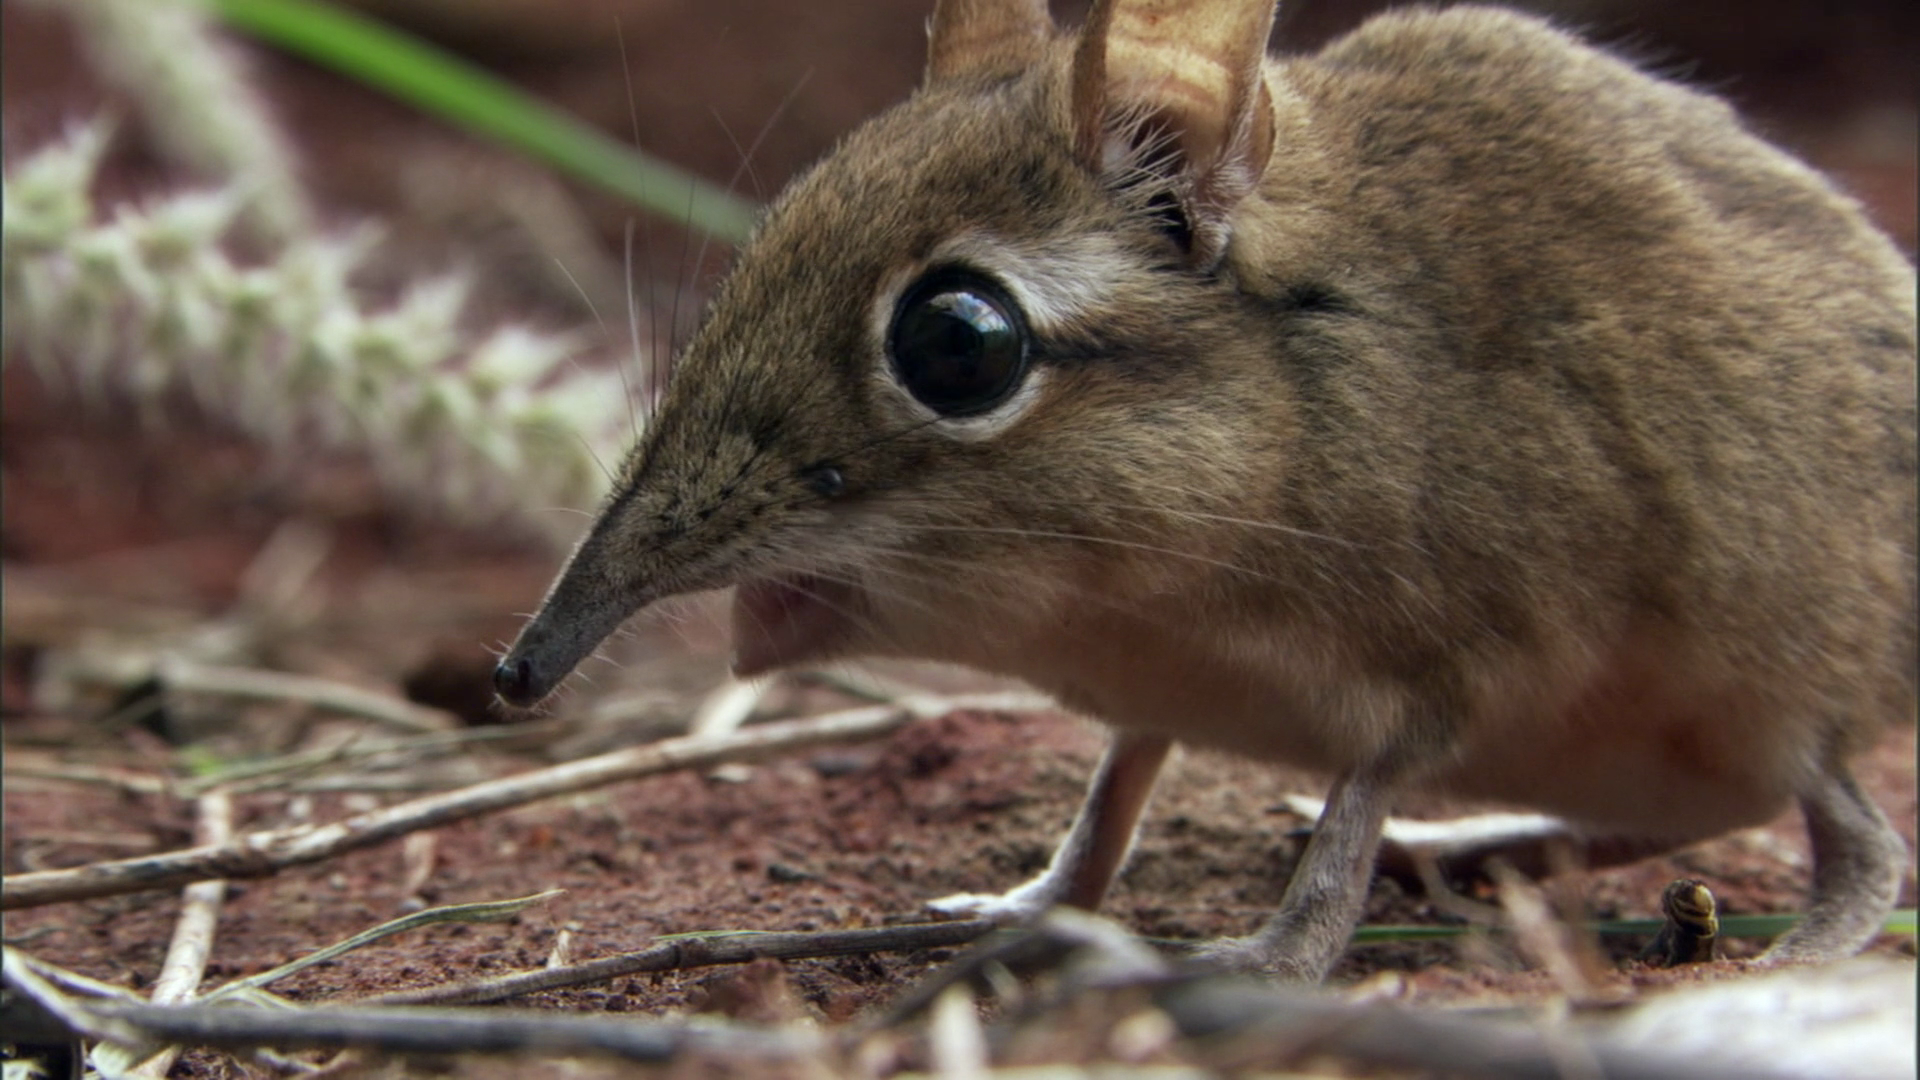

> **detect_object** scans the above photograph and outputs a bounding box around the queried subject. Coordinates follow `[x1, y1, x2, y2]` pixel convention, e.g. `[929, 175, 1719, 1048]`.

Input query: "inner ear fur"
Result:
[927, 0, 1056, 83]
[1071, 0, 1278, 267]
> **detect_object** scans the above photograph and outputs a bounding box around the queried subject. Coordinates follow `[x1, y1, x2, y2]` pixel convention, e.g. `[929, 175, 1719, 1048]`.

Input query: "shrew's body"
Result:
[498, 2, 1915, 980]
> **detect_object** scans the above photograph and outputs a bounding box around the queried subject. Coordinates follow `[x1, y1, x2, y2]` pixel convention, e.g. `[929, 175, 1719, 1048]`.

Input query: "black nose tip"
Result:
[493, 656, 537, 707]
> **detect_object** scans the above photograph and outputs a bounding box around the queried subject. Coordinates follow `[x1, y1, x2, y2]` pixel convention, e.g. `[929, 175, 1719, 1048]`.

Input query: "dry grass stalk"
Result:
[113, 789, 236, 1079]
[365, 919, 1002, 1007]
[154, 659, 457, 734]
[2, 124, 635, 539]
[0, 704, 914, 909]
[31, 0, 311, 241]
[1, 952, 817, 1066]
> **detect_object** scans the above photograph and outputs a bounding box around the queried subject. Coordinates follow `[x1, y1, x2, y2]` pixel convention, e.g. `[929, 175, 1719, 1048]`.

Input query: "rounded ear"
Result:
[927, 0, 1055, 83]
[1071, 0, 1278, 268]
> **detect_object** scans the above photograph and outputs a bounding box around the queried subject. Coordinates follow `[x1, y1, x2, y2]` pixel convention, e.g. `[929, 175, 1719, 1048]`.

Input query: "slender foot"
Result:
[1193, 764, 1396, 983]
[930, 731, 1172, 923]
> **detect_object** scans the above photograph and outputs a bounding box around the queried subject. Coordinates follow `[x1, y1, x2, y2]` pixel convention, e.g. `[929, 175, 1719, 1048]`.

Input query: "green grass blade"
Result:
[1882, 907, 1919, 936]
[209, 0, 758, 241]
[1350, 908, 1918, 945]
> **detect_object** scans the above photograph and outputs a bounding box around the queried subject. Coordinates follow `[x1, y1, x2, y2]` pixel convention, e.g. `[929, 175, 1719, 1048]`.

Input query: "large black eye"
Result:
[887, 270, 1029, 417]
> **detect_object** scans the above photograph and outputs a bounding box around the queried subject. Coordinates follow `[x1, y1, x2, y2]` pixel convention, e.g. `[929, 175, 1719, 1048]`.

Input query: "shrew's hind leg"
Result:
[1193, 762, 1396, 983]
[1760, 761, 1909, 965]
[929, 730, 1173, 922]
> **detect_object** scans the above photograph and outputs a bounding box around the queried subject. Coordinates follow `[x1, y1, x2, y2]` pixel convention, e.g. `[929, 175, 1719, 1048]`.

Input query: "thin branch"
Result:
[1, 763, 170, 796]
[1, 705, 911, 909]
[1, 954, 815, 1064]
[37, 647, 457, 735]
[364, 919, 1001, 1006]
[1155, 974, 1824, 1080]
[88, 998, 811, 1060]
[180, 720, 568, 797]
[157, 658, 456, 734]
[119, 789, 235, 1079]
[150, 791, 236, 1002]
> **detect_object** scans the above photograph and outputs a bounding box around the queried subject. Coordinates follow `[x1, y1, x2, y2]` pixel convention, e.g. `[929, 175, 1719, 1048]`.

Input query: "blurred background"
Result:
[8, 0, 1915, 309]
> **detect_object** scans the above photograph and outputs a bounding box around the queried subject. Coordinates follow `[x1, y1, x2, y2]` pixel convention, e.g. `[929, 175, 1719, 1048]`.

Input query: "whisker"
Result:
[863, 486, 1420, 606]
[552, 257, 607, 337]
[785, 561, 945, 625]
[758, 533, 1139, 631]
[945, 481, 1435, 607]
[642, 208, 666, 422]
[622, 219, 647, 438]
[894, 498, 1380, 606]
[870, 487, 1361, 549]
[765, 569, 892, 636]
[568, 429, 617, 489]
[610, 17, 661, 433]
[612, 16, 643, 150]
[708, 108, 759, 203]
[673, 176, 703, 413]
[736, 69, 814, 204]
[678, 58, 814, 422]
[583, 645, 625, 673]
[881, 519, 1287, 586]
[737, 530, 1004, 632]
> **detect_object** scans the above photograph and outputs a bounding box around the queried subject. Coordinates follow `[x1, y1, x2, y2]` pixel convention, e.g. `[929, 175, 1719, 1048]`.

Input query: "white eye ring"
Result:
[868, 269, 1048, 443]
[866, 231, 1125, 441]
[935, 232, 1126, 336]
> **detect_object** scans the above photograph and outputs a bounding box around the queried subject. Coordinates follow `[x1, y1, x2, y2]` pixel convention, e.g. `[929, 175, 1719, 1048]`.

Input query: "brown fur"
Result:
[499, 2, 1916, 980]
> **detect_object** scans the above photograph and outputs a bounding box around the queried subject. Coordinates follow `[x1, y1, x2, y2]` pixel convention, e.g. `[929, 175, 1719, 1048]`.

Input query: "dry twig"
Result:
[2, 704, 912, 909]
[113, 789, 235, 1079]
[1153, 976, 1794, 1080]
[183, 721, 566, 797]
[1, 950, 814, 1066]
[155, 659, 457, 734]
[365, 919, 1000, 1006]
[0, 762, 170, 797]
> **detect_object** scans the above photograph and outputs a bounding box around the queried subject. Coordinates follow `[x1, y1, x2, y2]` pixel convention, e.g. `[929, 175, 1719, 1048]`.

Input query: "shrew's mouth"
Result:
[729, 572, 865, 677]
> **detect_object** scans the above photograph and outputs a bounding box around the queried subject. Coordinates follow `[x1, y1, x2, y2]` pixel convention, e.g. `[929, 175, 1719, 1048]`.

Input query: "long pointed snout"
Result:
[493, 526, 652, 708]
